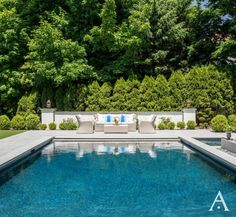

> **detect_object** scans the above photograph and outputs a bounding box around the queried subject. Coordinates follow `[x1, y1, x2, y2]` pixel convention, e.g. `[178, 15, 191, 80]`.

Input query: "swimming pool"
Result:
[0, 141, 235, 217]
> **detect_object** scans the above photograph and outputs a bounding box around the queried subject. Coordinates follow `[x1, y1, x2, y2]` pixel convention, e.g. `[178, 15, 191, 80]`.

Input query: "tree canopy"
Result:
[0, 0, 235, 116]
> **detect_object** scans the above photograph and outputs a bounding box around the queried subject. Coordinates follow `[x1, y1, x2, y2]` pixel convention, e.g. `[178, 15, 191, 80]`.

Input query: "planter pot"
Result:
[226, 132, 232, 140]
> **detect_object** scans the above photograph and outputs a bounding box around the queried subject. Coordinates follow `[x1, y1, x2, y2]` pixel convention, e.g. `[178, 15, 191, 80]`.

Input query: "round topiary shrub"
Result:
[187, 120, 197, 129]
[0, 115, 11, 130]
[211, 115, 228, 132]
[11, 115, 25, 130]
[59, 122, 66, 130]
[177, 121, 185, 129]
[158, 122, 165, 130]
[228, 115, 236, 131]
[49, 122, 57, 130]
[38, 123, 47, 130]
[167, 122, 175, 130]
[25, 114, 40, 130]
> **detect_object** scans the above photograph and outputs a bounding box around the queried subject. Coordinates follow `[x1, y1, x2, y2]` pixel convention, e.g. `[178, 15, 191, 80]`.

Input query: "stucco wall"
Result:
[41, 109, 196, 128]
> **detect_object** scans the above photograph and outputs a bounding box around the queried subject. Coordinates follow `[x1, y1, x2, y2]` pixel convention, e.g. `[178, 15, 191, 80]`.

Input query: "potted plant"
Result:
[225, 125, 233, 140]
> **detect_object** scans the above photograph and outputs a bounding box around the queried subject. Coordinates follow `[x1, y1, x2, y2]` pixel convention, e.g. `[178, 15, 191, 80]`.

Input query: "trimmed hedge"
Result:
[211, 115, 228, 132]
[0, 115, 11, 130]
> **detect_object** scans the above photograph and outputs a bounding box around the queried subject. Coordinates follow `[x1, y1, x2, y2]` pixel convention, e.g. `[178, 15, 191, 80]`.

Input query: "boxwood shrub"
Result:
[25, 114, 40, 130]
[158, 122, 165, 130]
[177, 121, 185, 129]
[167, 122, 175, 130]
[49, 122, 57, 130]
[211, 115, 228, 132]
[228, 115, 236, 132]
[187, 120, 197, 129]
[11, 115, 25, 130]
[38, 123, 47, 130]
[0, 115, 11, 130]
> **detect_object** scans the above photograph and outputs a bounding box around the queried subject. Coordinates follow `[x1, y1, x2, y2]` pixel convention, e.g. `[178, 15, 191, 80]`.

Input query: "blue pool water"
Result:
[0, 142, 236, 217]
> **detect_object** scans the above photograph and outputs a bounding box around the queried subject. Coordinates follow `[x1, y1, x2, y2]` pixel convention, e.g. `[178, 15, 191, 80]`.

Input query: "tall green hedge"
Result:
[15, 65, 233, 127]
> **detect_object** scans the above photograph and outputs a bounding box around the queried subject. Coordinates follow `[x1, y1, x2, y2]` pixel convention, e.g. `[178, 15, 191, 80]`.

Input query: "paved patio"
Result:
[22, 129, 230, 139]
[0, 129, 235, 173]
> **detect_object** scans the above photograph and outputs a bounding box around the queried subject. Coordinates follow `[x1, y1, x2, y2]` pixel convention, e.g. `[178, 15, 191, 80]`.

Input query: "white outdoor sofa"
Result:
[138, 115, 156, 134]
[76, 115, 94, 134]
[95, 113, 137, 132]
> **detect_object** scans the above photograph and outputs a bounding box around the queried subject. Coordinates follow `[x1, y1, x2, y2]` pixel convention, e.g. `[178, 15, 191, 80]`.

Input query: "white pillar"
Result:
[40, 109, 56, 125]
[182, 108, 197, 122]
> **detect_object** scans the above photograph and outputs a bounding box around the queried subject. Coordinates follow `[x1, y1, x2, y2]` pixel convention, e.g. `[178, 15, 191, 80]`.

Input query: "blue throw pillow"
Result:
[106, 115, 111, 123]
[120, 115, 126, 123]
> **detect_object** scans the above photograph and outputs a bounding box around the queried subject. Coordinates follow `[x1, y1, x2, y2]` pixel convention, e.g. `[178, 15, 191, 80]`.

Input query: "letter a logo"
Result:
[209, 191, 229, 212]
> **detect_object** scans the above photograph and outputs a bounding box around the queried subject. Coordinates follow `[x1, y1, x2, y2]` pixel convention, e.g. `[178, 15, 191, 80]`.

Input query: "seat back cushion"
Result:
[120, 115, 126, 123]
[106, 115, 112, 123]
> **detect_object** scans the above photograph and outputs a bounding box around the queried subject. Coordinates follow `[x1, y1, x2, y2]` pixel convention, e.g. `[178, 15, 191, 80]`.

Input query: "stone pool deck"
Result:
[1, 129, 236, 173]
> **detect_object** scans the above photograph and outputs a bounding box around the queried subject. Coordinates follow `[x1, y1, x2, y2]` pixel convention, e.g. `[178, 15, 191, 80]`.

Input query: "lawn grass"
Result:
[0, 130, 26, 140]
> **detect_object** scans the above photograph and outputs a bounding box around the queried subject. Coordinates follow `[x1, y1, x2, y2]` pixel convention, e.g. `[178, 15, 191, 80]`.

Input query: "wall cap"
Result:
[182, 108, 197, 112]
[40, 108, 57, 112]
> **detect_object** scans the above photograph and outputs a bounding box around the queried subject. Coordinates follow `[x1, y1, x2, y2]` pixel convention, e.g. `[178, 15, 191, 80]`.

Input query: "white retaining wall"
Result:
[41, 109, 196, 127]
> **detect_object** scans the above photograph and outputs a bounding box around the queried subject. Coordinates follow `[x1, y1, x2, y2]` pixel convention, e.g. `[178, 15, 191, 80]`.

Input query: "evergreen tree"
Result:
[169, 71, 187, 110]
[85, 81, 101, 111]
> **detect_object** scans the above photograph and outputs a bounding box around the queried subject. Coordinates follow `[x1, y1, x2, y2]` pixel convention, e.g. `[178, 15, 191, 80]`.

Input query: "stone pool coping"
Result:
[180, 136, 236, 174]
[0, 129, 235, 173]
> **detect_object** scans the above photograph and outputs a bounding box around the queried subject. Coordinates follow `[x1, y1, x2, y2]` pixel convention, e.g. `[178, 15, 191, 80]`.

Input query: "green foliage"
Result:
[22, 20, 94, 86]
[59, 118, 77, 130]
[187, 120, 197, 129]
[63, 85, 77, 111]
[0, 115, 10, 130]
[41, 88, 54, 108]
[158, 122, 165, 130]
[186, 65, 234, 126]
[177, 121, 186, 129]
[85, 81, 101, 111]
[49, 122, 57, 130]
[111, 78, 128, 111]
[17, 92, 38, 116]
[38, 123, 47, 130]
[25, 114, 40, 130]
[0, 0, 235, 115]
[228, 115, 236, 132]
[167, 122, 175, 130]
[11, 115, 25, 130]
[169, 71, 187, 110]
[55, 88, 64, 110]
[211, 115, 228, 132]
[0, 3, 28, 116]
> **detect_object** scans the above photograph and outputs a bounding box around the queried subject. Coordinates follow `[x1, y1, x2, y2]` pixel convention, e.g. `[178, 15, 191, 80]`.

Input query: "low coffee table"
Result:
[104, 124, 128, 134]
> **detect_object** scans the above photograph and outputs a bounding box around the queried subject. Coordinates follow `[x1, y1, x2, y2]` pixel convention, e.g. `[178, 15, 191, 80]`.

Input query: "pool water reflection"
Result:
[0, 141, 235, 217]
